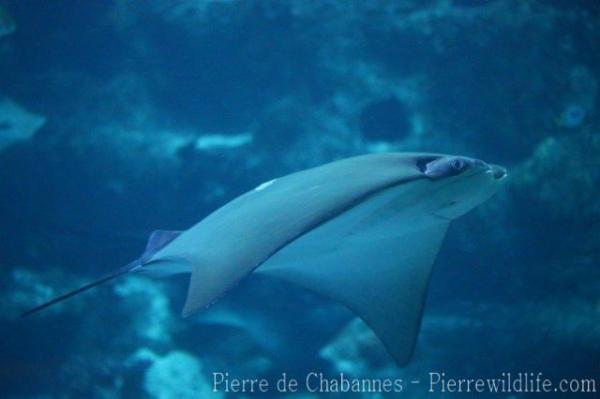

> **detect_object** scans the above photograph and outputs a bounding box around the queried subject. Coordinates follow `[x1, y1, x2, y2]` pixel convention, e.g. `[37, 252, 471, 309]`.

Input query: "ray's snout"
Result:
[469, 158, 507, 180]
[474, 158, 507, 180]
[489, 164, 507, 180]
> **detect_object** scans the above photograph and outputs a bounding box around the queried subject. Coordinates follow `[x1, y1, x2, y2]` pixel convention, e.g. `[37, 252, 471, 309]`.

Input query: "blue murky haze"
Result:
[0, 1, 598, 398]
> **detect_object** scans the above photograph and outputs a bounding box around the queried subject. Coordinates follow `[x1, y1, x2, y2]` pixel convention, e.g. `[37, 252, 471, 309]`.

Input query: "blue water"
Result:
[0, 1, 598, 398]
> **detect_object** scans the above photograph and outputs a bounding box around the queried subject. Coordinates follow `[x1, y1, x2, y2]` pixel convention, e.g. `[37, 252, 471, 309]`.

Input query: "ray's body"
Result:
[23, 152, 507, 365]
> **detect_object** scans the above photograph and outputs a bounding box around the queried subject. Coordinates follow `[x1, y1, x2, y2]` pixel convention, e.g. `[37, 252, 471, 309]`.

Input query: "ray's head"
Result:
[415, 154, 507, 220]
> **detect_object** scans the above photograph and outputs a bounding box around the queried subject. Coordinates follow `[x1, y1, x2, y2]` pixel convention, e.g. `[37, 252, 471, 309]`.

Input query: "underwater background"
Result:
[0, 0, 598, 398]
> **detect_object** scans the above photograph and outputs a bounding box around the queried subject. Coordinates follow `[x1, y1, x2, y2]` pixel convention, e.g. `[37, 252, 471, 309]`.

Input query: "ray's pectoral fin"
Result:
[256, 221, 450, 366]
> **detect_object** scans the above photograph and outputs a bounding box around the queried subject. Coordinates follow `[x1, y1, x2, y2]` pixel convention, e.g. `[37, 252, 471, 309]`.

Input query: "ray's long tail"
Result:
[20, 261, 140, 318]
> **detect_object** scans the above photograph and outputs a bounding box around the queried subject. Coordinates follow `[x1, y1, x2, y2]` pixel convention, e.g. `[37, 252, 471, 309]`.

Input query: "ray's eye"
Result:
[451, 158, 464, 171]
[423, 156, 468, 179]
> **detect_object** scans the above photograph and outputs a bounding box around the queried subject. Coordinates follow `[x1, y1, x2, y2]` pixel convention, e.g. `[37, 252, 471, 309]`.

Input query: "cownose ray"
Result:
[22, 152, 507, 365]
